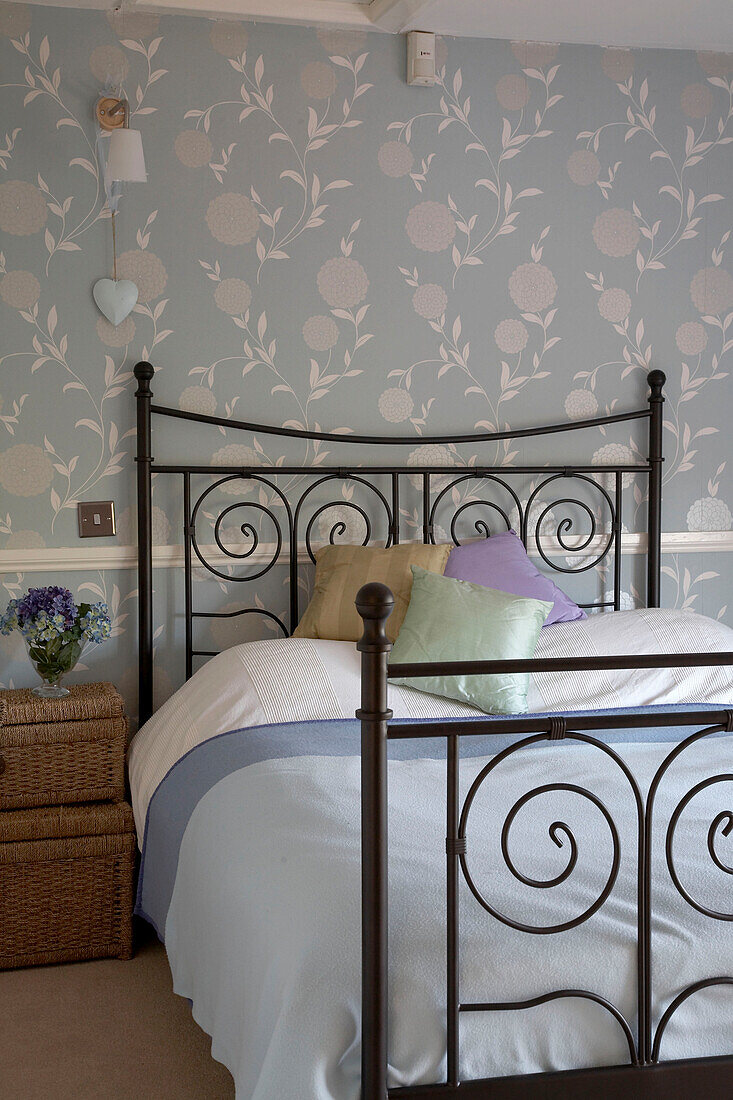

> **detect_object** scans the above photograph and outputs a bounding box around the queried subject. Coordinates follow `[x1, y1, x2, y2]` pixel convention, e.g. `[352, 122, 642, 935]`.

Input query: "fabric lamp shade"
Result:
[107, 128, 147, 182]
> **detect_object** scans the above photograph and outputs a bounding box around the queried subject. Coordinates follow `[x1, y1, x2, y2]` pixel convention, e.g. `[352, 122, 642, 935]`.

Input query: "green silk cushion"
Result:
[389, 566, 552, 715]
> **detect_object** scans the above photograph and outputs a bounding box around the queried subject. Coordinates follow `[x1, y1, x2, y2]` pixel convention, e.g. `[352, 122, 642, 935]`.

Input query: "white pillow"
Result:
[528, 608, 733, 712]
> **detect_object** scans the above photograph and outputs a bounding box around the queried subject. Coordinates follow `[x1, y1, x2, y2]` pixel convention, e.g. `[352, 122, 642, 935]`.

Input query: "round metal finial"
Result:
[134, 361, 154, 382]
[648, 369, 666, 394]
[356, 582, 394, 653]
[355, 582, 394, 621]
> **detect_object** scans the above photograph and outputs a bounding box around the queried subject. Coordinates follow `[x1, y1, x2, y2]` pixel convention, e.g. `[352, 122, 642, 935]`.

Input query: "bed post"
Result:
[647, 370, 666, 608]
[134, 361, 155, 727]
[356, 583, 394, 1100]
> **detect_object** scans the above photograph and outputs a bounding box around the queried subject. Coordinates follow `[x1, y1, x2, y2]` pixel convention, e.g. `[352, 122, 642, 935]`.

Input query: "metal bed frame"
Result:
[134, 362, 733, 1099]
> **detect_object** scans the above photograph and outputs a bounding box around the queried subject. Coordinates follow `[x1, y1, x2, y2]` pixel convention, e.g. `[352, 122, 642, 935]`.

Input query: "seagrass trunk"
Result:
[0, 802, 136, 969]
[0, 683, 127, 809]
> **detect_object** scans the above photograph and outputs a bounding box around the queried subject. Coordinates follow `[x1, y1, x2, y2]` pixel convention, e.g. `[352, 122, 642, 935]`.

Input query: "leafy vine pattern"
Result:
[0, 12, 731, 707]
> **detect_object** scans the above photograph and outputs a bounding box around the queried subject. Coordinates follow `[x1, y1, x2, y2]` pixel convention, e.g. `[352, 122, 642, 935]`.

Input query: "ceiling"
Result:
[5, 0, 733, 51]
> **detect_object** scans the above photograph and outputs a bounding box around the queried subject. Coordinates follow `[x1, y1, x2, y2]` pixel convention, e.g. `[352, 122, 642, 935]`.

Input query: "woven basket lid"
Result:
[0, 682, 124, 728]
[0, 801, 135, 843]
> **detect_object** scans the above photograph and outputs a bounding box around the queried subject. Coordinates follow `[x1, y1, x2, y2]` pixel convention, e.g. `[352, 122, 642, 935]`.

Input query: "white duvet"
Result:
[130, 608, 733, 830]
[128, 608, 733, 1098]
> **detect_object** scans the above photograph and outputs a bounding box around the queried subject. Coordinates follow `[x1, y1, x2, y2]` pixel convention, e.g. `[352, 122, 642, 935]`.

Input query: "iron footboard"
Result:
[356, 582, 733, 1100]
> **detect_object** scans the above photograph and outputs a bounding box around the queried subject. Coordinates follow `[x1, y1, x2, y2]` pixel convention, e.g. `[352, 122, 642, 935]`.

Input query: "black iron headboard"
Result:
[134, 362, 665, 725]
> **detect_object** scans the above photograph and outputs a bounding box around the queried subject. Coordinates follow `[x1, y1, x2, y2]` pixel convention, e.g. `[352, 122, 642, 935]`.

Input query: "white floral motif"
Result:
[494, 318, 529, 353]
[175, 131, 213, 168]
[697, 51, 733, 77]
[0, 270, 40, 309]
[508, 262, 557, 312]
[592, 442, 636, 488]
[317, 28, 367, 55]
[106, 10, 159, 38]
[302, 315, 339, 351]
[116, 250, 168, 303]
[206, 193, 260, 245]
[565, 389, 599, 420]
[210, 21, 248, 58]
[567, 150, 600, 186]
[412, 284, 447, 319]
[407, 444, 455, 490]
[0, 2, 31, 37]
[96, 316, 135, 347]
[597, 288, 632, 323]
[317, 505, 368, 544]
[601, 48, 634, 81]
[689, 267, 733, 315]
[405, 201, 456, 253]
[89, 45, 129, 83]
[377, 142, 414, 178]
[301, 62, 337, 99]
[495, 74, 530, 110]
[681, 84, 714, 119]
[0, 181, 47, 236]
[592, 208, 640, 258]
[675, 321, 708, 356]
[212, 444, 261, 494]
[378, 388, 414, 423]
[214, 278, 252, 314]
[0, 444, 53, 497]
[317, 257, 369, 308]
[510, 41, 558, 67]
[179, 386, 217, 416]
[686, 497, 733, 532]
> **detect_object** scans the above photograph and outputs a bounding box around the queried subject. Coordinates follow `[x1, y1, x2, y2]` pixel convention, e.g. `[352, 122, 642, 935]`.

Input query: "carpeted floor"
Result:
[0, 930, 235, 1100]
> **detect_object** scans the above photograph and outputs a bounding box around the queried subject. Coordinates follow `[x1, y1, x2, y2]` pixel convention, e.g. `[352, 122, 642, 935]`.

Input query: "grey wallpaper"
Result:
[0, 5, 731, 714]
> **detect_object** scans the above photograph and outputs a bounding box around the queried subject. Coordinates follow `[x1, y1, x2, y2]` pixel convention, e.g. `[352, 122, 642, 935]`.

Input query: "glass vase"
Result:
[25, 639, 81, 698]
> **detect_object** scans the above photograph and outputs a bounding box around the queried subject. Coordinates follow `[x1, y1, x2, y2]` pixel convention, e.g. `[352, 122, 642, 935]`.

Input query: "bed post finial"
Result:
[135, 361, 155, 727]
[356, 583, 393, 1100]
[647, 369, 665, 609]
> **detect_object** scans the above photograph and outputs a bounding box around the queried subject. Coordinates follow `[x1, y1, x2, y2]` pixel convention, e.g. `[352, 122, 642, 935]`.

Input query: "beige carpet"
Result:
[0, 931, 235, 1100]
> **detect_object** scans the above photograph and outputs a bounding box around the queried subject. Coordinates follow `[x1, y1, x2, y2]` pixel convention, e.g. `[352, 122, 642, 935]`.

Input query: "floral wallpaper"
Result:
[0, 4, 731, 716]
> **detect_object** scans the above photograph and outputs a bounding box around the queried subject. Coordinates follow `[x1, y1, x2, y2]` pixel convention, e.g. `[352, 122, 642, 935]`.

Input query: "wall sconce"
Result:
[96, 95, 147, 182]
[92, 95, 147, 327]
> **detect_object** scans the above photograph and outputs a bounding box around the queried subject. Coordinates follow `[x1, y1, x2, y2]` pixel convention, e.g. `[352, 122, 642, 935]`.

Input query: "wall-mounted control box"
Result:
[407, 31, 436, 86]
[78, 501, 116, 538]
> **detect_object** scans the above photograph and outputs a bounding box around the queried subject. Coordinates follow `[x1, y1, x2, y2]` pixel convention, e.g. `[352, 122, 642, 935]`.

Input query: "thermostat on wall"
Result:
[407, 31, 436, 86]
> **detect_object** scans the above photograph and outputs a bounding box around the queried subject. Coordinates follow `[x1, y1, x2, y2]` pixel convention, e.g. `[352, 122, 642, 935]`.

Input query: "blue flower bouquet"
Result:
[0, 586, 112, 698]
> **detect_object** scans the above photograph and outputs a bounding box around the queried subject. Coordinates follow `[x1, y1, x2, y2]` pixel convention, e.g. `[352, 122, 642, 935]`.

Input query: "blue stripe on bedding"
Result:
[135, 704, 727, 940]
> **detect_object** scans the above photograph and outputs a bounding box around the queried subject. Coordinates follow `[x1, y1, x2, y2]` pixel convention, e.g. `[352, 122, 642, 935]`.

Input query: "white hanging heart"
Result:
[93, 278, 138, 326]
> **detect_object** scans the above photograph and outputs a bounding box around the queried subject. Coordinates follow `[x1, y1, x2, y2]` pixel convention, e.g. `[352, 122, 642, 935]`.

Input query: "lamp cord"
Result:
[112, 208, 117, 282]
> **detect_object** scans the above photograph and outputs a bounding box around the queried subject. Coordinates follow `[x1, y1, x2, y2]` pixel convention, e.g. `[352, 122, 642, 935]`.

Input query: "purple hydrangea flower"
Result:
[15, 586, 78, 629]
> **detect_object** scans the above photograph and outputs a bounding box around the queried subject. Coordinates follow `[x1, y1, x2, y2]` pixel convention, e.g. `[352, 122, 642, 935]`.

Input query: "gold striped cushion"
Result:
[293, 543, 452, 643]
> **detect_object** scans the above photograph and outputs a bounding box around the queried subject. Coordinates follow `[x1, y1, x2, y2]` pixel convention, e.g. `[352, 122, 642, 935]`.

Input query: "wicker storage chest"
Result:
[0, 802, 135, 969]
[0, 682, 127, 809]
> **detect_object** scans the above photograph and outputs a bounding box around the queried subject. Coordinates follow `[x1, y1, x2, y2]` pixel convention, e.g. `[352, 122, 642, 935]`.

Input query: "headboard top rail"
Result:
[134, 362, 666, 448]
[133, 362, 666, 725]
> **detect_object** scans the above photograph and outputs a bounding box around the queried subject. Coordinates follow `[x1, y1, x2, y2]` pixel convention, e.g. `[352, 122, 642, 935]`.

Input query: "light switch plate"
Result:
[78, 500, 116, 538]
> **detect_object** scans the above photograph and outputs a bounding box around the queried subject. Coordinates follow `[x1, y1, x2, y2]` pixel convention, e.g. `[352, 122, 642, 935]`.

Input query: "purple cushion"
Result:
[444, 531, 586, 627]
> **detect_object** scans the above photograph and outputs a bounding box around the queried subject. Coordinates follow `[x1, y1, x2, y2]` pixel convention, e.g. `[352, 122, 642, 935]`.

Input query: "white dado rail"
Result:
[0, 531, 731, 575]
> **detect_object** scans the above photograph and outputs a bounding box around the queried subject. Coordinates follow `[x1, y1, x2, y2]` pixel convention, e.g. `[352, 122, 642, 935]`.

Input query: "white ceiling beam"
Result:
[367, 0, 439, 33]
[133, 0, 378, 30]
